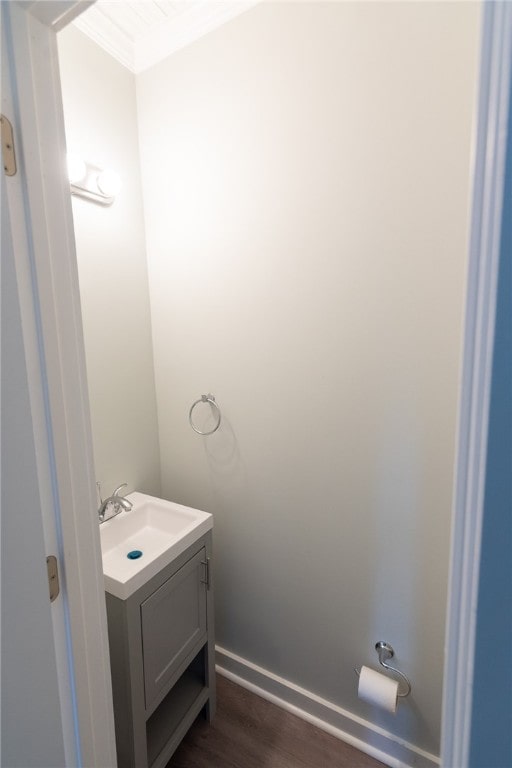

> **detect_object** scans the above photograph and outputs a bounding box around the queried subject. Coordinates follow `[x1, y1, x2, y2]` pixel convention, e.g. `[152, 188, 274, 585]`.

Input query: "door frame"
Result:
[441, 2, 512, 766]
[2, 2, 116, 765]
[3, 1, 510, 766]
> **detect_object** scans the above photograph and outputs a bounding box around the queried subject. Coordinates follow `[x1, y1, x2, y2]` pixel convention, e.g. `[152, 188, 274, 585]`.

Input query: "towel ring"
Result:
[189, 394, 222, 436]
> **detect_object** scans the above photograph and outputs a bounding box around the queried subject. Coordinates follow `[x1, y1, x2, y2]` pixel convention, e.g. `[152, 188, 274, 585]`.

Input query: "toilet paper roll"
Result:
[358, 665, 399, 714]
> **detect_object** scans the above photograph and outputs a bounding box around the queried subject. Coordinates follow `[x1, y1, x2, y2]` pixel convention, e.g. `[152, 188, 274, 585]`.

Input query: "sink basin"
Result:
[100, 491, 212, 599]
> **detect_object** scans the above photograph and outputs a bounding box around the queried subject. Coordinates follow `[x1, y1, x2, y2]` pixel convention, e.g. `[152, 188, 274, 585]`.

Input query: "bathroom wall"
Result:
[58, 27, 161, 499]
[136, 1, 479, 759]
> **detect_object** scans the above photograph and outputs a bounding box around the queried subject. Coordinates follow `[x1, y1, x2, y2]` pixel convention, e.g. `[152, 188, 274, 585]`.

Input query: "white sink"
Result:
[100, 491, 212, 599]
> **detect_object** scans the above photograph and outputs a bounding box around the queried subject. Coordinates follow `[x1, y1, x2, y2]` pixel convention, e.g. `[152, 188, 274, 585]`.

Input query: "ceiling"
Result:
[73, 0, 257, 74]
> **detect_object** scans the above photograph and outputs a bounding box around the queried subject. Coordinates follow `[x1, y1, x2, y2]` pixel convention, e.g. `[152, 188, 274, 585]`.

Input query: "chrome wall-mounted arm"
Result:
[374, 641, 412, 697]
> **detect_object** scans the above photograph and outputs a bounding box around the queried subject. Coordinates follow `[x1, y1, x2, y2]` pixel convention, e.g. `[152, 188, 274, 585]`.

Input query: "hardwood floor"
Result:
[168, 675, 387, 768]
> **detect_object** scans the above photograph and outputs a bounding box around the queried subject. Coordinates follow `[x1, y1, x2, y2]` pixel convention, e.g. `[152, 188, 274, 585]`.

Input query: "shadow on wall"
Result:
[202, 409, 249, 509]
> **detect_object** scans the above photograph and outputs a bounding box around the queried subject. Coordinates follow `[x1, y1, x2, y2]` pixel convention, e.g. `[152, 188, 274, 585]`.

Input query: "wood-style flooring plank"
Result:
[167, 675, 387, 768]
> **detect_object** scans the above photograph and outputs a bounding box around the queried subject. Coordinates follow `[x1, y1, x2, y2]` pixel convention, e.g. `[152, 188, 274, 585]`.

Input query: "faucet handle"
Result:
[113, 483, 128, 497]
[96, 481, 103, 505]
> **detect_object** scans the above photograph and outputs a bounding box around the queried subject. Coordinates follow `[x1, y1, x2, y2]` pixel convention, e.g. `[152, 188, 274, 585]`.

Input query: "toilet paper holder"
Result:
[355, 641, 412, 698]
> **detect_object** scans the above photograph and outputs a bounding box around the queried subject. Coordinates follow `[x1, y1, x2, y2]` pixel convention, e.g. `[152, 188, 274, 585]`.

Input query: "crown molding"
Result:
[73, 1, 257, 74]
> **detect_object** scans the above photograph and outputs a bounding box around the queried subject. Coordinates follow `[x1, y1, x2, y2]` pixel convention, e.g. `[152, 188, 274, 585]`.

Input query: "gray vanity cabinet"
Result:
[105, 532, 215, 768]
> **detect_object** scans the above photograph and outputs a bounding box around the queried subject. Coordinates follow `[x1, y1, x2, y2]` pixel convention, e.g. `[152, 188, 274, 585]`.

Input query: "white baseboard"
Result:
[215, 646, 439, 768]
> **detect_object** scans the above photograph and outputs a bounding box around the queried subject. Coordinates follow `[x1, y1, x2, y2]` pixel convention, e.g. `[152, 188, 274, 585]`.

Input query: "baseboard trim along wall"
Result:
[215, 646, 439, 768]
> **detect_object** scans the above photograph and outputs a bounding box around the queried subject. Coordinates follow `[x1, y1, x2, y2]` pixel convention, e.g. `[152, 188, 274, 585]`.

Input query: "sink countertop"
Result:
[100, 491, 212, 599]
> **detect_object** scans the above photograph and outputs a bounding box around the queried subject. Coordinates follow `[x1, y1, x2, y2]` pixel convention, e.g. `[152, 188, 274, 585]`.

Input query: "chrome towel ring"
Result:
[189, 394, 222, 436]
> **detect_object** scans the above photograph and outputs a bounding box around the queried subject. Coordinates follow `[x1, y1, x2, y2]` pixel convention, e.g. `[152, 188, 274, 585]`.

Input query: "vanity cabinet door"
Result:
[141, 548, 207, 712]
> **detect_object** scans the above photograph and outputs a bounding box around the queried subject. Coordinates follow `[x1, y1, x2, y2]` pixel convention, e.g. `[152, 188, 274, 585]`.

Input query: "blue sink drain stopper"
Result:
[127, 550, 143, 560]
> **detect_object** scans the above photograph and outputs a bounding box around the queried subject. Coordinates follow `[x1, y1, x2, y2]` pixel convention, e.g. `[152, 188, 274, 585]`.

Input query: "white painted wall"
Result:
[136, 2, 479, 757]
[58, 26, 161, 499]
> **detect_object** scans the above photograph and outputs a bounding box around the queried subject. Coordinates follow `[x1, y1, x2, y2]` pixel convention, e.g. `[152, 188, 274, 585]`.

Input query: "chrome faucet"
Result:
[97, 482, 133, 523]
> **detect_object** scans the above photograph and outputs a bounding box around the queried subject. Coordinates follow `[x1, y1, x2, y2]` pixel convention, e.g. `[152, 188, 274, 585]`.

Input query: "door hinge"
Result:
[1, 114, 17, 176]
[46, 555, 60, 603]
[201, 558, 211, 590]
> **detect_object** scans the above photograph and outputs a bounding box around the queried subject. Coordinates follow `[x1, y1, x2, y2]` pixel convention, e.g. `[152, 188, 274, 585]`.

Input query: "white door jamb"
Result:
[441, 4, 512, 767]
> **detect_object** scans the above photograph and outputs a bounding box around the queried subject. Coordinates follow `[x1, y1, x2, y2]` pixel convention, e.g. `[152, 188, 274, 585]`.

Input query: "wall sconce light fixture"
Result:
[67, 153, 121, 205]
